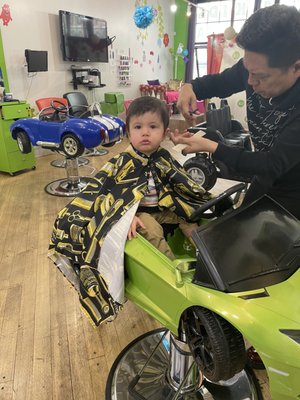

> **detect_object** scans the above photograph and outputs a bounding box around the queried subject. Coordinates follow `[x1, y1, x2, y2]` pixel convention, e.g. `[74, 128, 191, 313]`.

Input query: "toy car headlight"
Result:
[100, 128, 108, 143]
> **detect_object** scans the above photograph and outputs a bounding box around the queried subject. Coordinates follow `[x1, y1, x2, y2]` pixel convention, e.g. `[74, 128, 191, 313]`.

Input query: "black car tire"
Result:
[61, 134, 84, 158]
[184, 155, 217, 191]
[16, 130, 32, 154]
[182, 307, 246, 382]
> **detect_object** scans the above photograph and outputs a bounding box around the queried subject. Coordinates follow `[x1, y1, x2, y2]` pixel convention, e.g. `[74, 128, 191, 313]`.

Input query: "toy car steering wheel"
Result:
[190, 182, 246, 221]
[51, 100, 68, 113]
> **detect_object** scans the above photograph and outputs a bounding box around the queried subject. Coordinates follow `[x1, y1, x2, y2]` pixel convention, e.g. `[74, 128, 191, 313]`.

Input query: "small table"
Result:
[169, 113, 205, 132]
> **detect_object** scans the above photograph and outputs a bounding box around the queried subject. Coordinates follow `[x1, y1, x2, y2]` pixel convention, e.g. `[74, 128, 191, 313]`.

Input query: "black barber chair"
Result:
[184, 100, 253, 191]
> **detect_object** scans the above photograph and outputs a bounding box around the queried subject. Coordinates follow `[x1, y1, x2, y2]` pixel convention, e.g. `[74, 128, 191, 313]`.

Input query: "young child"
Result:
[49, 96, 209, 326]
[126, 96, 202, 259]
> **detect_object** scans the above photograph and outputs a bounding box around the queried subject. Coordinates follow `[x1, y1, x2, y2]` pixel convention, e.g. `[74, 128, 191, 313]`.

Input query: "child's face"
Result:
[128, 111, 166, 156]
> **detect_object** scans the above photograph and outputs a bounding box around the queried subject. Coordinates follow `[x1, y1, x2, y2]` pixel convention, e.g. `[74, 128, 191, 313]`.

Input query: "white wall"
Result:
[1, 0, 174, 111]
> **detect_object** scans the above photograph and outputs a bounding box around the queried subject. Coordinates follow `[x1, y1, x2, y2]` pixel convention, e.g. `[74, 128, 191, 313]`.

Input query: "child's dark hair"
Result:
[126, 96, 169, 131]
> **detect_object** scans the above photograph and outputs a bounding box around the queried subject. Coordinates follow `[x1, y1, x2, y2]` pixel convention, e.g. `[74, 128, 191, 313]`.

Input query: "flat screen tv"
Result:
[25, 49, 48, 73]
[59, 10, 109, 63]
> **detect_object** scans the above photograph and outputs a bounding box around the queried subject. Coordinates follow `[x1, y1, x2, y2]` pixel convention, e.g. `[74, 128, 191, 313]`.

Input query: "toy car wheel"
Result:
[182, 307, 246, 382]
[61, 134, 84, 158]
[16, 130, 31, 154]
[184, 154, 217, 191]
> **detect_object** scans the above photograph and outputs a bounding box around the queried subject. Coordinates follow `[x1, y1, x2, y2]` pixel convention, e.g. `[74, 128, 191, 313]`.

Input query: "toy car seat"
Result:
[63, 91, 90, 118]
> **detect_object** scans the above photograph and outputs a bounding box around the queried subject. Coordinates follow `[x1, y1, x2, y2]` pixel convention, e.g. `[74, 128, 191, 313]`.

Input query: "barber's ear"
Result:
[294, 60, 300, 75]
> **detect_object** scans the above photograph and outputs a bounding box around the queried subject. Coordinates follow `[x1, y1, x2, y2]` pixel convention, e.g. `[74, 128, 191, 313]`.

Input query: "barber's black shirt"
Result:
[191, 60, 300, 219]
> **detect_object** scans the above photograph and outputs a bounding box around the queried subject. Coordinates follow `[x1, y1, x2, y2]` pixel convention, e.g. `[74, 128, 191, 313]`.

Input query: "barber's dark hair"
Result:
[237, 5, 300, 68]
[126, 96, 169, 131]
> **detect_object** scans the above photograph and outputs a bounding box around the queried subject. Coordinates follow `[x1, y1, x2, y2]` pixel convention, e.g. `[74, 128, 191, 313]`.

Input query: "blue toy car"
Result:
[10, 101, 126, 158]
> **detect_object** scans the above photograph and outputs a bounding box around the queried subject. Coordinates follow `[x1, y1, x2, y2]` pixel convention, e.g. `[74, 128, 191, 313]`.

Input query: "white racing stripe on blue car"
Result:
[90, 115, 119, 130]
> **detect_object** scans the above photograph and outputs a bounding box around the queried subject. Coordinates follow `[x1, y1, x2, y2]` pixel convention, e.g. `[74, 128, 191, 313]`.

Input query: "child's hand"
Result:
[127, 216, 146, 240]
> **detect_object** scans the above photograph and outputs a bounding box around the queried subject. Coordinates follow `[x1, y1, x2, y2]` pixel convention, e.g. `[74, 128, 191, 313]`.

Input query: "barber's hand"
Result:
[170, 130, 218, 156]
[177, 83, 199, 125]
[127, 216, 146, 240]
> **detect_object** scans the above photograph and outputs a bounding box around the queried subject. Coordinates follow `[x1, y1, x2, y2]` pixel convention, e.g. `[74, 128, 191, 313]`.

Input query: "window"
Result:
[193, 0, 255, 78]
[191, 0, 300, 79]
[233, 0, 256, 31]
[195, 1, 232, 43]
[193, 45, 207, 78]
[260, 0, 277, 7]
[277, 0, 300, 6]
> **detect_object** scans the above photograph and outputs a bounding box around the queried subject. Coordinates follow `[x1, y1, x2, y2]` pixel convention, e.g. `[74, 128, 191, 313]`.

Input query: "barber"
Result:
[171, 5, 300, 219]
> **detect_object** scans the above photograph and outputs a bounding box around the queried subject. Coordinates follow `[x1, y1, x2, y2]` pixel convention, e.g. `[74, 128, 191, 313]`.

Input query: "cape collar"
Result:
[129, 145, 163, 163]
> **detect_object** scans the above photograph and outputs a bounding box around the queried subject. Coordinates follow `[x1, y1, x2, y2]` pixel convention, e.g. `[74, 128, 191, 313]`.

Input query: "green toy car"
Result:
[119, 184, 300, 400]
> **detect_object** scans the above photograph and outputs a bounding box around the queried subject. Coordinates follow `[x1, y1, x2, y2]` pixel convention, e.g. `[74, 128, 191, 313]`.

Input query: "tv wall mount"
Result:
[70, 66, 106, 90]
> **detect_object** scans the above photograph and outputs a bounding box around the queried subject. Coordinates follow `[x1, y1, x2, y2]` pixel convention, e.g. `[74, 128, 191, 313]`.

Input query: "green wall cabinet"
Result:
[0, 101, 36, 175]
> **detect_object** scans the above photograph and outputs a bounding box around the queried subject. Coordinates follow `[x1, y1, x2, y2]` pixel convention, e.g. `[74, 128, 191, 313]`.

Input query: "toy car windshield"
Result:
[192, 195, 300, 292]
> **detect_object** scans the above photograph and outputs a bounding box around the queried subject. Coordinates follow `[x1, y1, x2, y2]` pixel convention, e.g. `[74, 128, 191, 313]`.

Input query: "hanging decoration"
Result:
[132, 0, 169, 74]
[134, 0, 148, 42]
[224, 26, 237, 47]
[134, 0, 167, 49]
[155, 4, 164, 41]
[182, 48, 189, 63]
[163, 33, 169, 47]
[133, 5, 155, 29]
[169, 43, 189, 79]
[0, 4, 12, 26]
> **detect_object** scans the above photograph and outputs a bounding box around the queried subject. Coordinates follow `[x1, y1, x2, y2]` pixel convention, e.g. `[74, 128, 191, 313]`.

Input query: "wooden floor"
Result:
[0, 138, 270, 399]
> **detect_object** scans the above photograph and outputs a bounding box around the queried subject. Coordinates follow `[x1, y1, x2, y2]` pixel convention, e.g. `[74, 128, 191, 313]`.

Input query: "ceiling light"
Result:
[186, 3, 192, 17]
[170, 2, 177, 12]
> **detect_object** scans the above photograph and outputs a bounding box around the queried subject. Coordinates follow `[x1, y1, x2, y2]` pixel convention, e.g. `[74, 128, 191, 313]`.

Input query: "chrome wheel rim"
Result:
[187, 167, 205, 186]
[63, 137, 78, 156]
[17, 136, 24, 152]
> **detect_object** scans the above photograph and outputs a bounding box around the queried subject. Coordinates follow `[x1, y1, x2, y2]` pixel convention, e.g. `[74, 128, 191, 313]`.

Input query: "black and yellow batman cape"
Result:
[48, 146, 208, 326]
